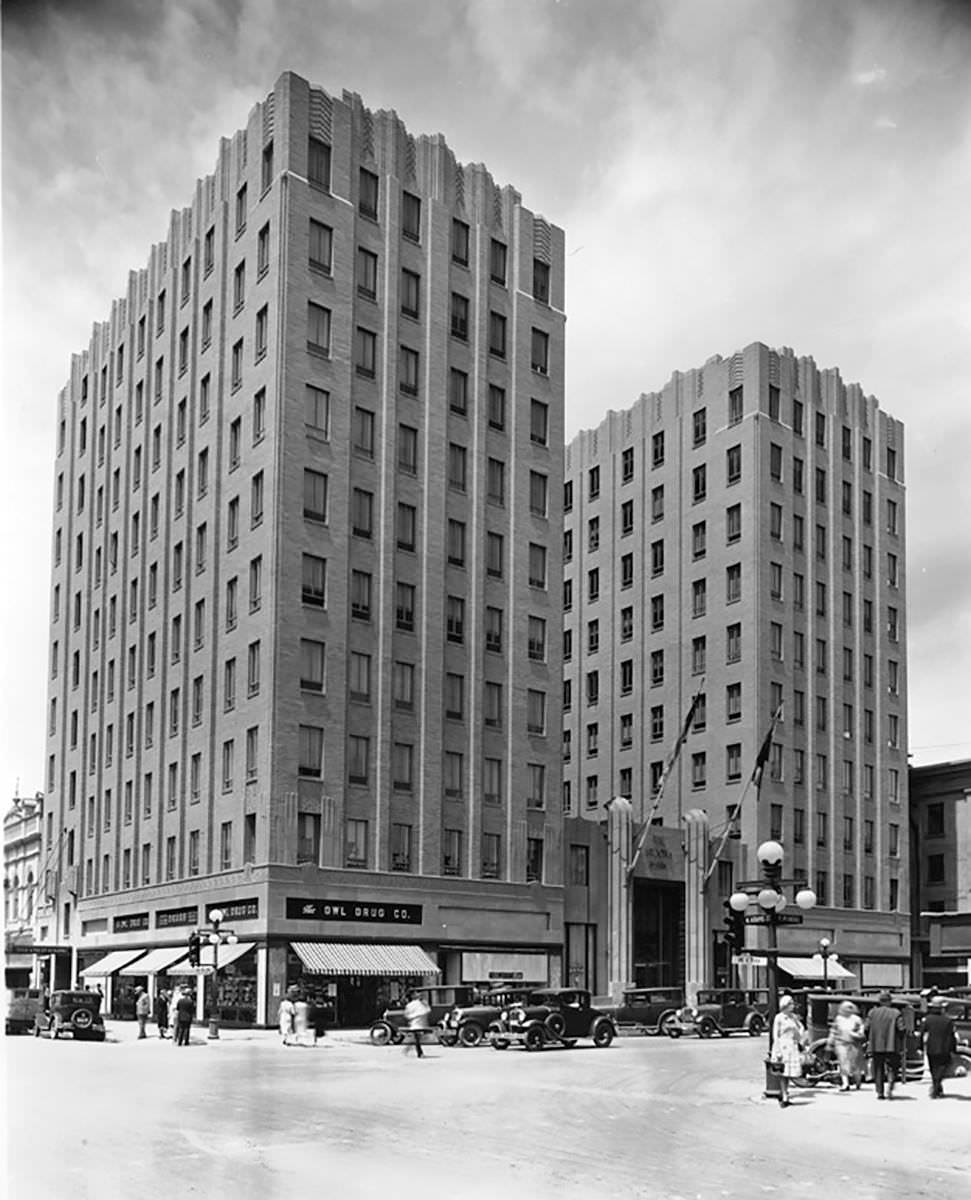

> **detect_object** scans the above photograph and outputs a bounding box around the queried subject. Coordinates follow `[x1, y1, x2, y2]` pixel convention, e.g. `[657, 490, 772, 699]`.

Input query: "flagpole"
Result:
[626, 679, 705, 886]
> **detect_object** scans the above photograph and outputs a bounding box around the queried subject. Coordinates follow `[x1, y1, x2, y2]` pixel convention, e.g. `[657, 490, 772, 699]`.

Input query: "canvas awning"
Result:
[168, 941, 256, 974]
[777, 955, 856, 981]
[291, 942, 440, 977]
[118, 946, 190, 976]
[80, 949, 149, 977]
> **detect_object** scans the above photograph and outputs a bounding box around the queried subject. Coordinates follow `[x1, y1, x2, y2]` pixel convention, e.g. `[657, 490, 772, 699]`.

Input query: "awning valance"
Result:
[168, 941, 256, 974]
[777, 955, 856, 981]
[118, 946, 190, 976]
[291, 942, 440, 977]
[80, 949, 149, 977]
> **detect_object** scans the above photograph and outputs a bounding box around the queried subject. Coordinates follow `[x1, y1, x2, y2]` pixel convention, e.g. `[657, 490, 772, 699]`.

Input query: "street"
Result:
[5, 1024, 970, 1200]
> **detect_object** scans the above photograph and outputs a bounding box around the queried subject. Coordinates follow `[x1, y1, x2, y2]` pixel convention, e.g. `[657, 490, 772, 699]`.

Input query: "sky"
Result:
[2, 0, 970, 798]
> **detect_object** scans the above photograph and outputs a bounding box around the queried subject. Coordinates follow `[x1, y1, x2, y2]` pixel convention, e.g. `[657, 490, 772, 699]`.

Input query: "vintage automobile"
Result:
[935, 993, 971, 1051]
[601, 987, 685, 1038]
[439, 985, 536, 1047]
[680, 989, 769, 1038]
[488, 988, 616, 1051]
[795, 990, 925, 1085]
[33, 990, 107, 1041]
[368, 985, 476, 1046]
[5, 987, 44, 1035]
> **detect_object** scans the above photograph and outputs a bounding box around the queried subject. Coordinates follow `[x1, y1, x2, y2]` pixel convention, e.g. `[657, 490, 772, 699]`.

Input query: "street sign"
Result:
[732, 953, 769, 967]
[172, 965, 215, 976]
[744, 912, 804, 926]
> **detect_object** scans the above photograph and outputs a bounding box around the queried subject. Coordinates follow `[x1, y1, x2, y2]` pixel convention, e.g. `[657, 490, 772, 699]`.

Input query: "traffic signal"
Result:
[188, 931, 201, 967]
[723, 901, 746, 950]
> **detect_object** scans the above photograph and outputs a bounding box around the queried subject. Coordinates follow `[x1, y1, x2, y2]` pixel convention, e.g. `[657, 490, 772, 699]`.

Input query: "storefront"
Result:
[170, 942, 259, 1026]
[288, 941, 440, 1027]
[78, 948, 150, 1016]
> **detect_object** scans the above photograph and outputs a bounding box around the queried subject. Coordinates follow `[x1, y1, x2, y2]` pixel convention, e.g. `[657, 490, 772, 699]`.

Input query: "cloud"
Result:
[854, 66, 888, 85]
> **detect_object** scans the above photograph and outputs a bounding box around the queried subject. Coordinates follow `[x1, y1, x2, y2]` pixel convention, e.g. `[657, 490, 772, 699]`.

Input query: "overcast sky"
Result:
[3, 0, 970, 799]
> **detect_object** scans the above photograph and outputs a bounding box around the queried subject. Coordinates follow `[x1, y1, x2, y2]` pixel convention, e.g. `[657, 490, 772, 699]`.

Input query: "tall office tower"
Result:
[39, 72, 565, 1025]
[563, 343, 910, 990]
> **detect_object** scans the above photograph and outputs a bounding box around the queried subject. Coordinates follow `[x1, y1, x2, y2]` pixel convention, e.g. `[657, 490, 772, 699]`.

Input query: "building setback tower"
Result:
[39, 73, 565, 1025]
[562, 343, 909, 993]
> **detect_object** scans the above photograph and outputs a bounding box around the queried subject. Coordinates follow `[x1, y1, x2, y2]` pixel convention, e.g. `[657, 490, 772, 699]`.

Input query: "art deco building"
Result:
[562, 343, 910, 993]
[39, 72, 565, 1024]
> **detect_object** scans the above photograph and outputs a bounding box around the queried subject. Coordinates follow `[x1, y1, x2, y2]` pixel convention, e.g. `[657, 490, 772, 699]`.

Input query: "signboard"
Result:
[113, 913, 150, 933]
[462, 951, 549, 984]
[745, 912, 804, 926]
[156, 906, 199, 929]
[205, 898, 259, 923]
[174, 965, 215, 976]
[286, 898, 423, 924]
[732, 953, 769, 967]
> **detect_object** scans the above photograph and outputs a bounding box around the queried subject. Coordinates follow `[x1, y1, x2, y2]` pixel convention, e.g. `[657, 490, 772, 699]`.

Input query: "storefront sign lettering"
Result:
[205, 898, 259, 922]
[155, 905, 199, 929]
[286, 897, 423, 924]
[113, 913, 150, 933]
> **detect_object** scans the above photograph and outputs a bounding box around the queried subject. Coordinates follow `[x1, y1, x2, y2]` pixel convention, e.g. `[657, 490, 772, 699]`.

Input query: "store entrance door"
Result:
[338, 977, 383, 1027]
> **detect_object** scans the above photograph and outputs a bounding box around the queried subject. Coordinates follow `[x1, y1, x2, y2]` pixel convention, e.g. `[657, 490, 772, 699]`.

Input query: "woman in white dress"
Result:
[770, 994, 808, 1107]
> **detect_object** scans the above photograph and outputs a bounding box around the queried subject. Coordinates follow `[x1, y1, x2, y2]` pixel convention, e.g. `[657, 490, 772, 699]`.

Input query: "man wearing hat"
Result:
[922, 997, 958, 1098]
[864, 991, 905, 1100]
[135, 986, 151, 1039]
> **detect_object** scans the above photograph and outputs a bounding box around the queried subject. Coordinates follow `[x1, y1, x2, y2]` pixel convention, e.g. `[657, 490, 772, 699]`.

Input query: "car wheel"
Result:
[369, 1022, 393, 1047]
[492, 1038, 510, 1051]
[459, 1022, 483, 1048]
[592, 1021, 614, 1048]
[544, 1012, 566, 1040]
[747, 1015, 765, 1037]
[660, 1013, 681, 1039]
[524, 1025, 546, 1052]
[697, 1017, 717, 1039]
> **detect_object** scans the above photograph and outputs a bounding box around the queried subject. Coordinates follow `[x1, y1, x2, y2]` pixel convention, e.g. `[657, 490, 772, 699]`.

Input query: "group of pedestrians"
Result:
[769, 990, 961, 1107]
[278, 986, 326, 1046]
[131, 984, 196, 1044]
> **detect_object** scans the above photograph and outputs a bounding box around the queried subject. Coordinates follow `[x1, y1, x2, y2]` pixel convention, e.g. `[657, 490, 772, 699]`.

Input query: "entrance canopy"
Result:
[80, 949, 148, 978]
[777, 955, 855, 982]
[168, 941, 256, 974]
[118, 946, 190, 976]
[291, 942, 440, 977]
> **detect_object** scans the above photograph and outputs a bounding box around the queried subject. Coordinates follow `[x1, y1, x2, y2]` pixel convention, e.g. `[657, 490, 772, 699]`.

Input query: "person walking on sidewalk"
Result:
[174, 987, 195, 1046]
[865, 992, 905, 1100]
[829, 999, 865, 1091]
[403, 990, 432, 1059]
[770, 994, 808, 1107]
[278, 987, 298, 1046]
[135, 987, 150, 1039]
[923, 996, 958, 1098]
[155, 988, 171, 1039]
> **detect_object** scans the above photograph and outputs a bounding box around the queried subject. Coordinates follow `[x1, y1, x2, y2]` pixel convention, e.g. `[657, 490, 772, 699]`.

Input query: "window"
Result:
[817, 812, 828, 847]
[531, 399, 549, 446]
[526, 837, 544, 884]
[529, 543, 547, 589]
[398, 423, 418, 475]
[527, 690, 546, 736]
[349, 651, 371, 701]
[307, 302, 331, 354]
[351, 488, 373, 538]
[650, 539, 664, 577]
[528, 615, 546, 661]
[451, 218, 469, 265]
[927, 854, 945, 885]
[692, 407, 707, 447]
[650, 484, 664, 523]
[692, 465, 706, 503]
[692, 635, 706, 675]
[255, 305, 268, 360]
[728, 386, 743, 425]
[298, 725, 324, 778]
[650, 649, 664, 686]
[531, 327, 549, 374]
[348, 735, 370, 785]
[308, 137, 331, 188]
[726, 563, 741, 603]
[250, 551, 265, 613]
[447, 518, 465, 566]
[815, 411, 826, 448]
[488, 385, 505, 430]
[691, 752, 707, 790]
[396, 582, 415, 631]
[726, 503, 741, 544]
[359, 168, 379, 219]
[449, 443, 467, 492]
[393, 742, 414, 791]
[489, 311, 506, 358]
[351, 569, 372, 620]
[233, 260, 246, 312]
[356, 246, 378, 300]
[651, 594, 664, 631]
[300, 639, 325, 692]
[355, 326, 377, 377]
[726, 444, 741, 484]
[485, 606, 503, 653]
[652, 430, 665, 467]
[486, 532, 504, 578]
[256, 222, 270, 278]
[484, 681, 503, 728]
[309, 218, 333, 272]
[692, 579, 706, 617]
[726, 682, 742, 722]
[247, 640, 261, 697]
[586, 670, 599, 705]
[446, 595, 465, 643]
[301, 553, 326, 607]
[305, 384, 330, 436]
[726, 623, 741, 664]
[529, 471, 548, 517]
[402, 191, 421, 241]
[352, 406, 375, 458]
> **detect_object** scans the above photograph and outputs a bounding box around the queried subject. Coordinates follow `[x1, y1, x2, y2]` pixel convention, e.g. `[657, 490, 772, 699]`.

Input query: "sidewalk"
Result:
[103, 1019, 372, 1046]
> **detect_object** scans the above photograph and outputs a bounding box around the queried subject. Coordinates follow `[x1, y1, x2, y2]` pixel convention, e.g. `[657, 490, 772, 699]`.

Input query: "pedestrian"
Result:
[174, 987, 194, 1046]
[155, 988, 170, 1039]
[278, 987, 297, 1047]
[294, 993, 314, 1047]
[402, 990, 431, 1059]
[135, 987, 150, 1039]
[769, 994, 808, 1107]
[864, 991, 905, 1100]
[828, 999, 865, 1091]
[923, 996, 958, 1099]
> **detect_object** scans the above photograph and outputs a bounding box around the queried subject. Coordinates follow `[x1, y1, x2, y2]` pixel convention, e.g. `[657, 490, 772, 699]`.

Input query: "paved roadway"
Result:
[5, 1023, 970, 1200]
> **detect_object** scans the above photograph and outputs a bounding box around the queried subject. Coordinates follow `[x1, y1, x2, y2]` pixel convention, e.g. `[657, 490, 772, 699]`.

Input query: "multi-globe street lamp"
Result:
[205, 908, 238, 1040]
[727, 840, 817, 1098]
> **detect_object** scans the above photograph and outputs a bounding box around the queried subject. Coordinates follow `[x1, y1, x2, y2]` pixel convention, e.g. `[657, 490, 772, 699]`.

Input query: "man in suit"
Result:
[865, 991, 905, 1100]
[923, 997, 958, 1098]
[174, 987, 195, 1046]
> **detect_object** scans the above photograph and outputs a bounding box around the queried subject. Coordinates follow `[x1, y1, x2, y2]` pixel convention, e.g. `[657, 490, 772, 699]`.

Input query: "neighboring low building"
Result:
[4, 791, 44, 986]
[909, 758, 971, 988]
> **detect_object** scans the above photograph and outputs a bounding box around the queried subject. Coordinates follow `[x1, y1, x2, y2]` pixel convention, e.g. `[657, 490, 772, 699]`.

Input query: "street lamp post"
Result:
[818, 936, 832, 988]
[728, 840, 817, 1100]
[205, 908, 238, 1040]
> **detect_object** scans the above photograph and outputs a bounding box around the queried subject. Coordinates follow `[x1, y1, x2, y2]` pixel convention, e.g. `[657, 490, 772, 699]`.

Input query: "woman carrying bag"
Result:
[770, 994, 809, 1107]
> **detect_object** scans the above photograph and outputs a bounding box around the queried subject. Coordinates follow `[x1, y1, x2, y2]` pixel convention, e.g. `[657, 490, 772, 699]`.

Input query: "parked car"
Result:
[935, 994, 971, 1050]
[602, 987, 685, 1038]
[680, 989, 769, 1038]
[5, 987, 44, 1035]
[369, 985, 476, 1046]
[488, 988, 616, 1051]
[34, 990, 106, 1041]
[796, 990, 924, 1085]
[439, 986, 536, 1047]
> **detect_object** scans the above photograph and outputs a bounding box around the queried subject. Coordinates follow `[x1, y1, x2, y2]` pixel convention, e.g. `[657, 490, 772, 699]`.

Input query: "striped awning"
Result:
[291, 942, 440, 977]
[777, 956, 856, 981]
[80, 949, 149, 977]
[169, 941, 256, 974]
[118, 946, 190, 976]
